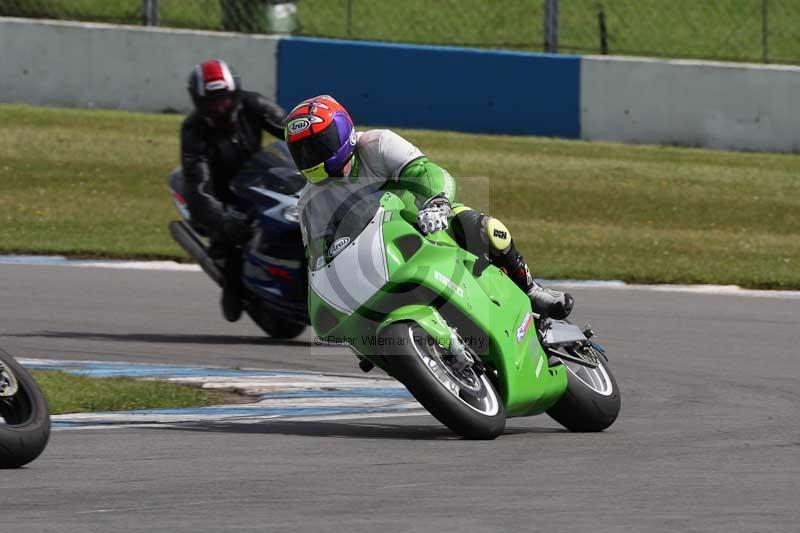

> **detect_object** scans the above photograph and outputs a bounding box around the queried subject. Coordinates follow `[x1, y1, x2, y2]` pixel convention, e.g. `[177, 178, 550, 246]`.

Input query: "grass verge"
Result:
[30, 369, 228, 415]
[1, 103, 798, 288]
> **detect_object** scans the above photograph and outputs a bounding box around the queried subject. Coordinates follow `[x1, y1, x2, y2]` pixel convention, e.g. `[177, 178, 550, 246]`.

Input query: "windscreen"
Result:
[230, 148, 306, 201]
[299, 177, 386, 270]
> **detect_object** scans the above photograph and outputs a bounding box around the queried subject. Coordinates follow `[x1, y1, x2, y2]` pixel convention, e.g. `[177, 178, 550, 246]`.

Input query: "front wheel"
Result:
[547, 351, 620, 432]
[381, 323, 505, 440]
[1, 349, 51, 468]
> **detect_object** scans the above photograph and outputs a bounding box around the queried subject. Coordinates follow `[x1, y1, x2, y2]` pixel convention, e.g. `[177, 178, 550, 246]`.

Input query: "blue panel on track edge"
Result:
[277, 37, 580, 138]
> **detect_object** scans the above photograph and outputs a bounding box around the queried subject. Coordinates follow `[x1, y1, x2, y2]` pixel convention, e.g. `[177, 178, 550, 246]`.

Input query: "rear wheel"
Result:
[246, 303, 306, 340]
[0, 349, 51, 468]
[381, 323, 505, 440]
[547, 349, 620, 432]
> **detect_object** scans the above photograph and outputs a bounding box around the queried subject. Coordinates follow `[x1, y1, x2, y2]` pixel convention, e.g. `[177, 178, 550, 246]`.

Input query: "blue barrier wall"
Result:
[277, 37, 580, 137]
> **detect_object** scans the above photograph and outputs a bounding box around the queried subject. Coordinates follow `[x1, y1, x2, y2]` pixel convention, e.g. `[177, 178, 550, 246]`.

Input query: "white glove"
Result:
[417, 194, 452, 235]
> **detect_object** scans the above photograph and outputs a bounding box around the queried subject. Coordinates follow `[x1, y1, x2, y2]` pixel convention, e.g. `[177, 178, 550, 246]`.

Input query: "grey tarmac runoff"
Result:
[1, 261, 798, 532]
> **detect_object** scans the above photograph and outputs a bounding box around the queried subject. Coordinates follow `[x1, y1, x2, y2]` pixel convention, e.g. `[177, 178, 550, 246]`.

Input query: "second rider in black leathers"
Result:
[181, 58, 287, 322]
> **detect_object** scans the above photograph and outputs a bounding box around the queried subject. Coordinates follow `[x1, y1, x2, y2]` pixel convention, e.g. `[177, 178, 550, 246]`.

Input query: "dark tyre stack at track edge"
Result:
[0, 348, 51, 468]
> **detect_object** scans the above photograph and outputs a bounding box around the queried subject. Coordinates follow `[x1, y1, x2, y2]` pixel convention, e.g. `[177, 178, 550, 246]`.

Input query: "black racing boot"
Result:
[496, 243, 574, 320]
[527, 281, 574, 320]
[220, 254, 243, 323]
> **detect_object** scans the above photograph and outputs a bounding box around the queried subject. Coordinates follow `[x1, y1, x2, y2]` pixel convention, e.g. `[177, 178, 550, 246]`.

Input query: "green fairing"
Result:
[378, 306, 452, 349]
[306, 191, 568, 417]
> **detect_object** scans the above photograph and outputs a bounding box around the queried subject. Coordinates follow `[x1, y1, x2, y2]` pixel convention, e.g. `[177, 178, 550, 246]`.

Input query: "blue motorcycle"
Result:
[168, 141, 309, 339]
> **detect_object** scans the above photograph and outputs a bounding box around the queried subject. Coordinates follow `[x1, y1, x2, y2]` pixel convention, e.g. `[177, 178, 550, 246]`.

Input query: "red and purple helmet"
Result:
[187, 59, 241, 129]
[284, 95, 356, 183]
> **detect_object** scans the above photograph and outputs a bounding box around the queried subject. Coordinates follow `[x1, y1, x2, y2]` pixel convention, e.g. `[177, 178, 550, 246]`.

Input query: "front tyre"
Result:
[547, 352, 620, 432]
[0, 349, 51, 468]
[381, 323, 505, 440]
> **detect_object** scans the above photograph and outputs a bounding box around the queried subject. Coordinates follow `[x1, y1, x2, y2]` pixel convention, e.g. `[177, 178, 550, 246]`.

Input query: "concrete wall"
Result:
[277, 37, 581, 137]
[581, 55, 800, 152]
[0, 18, 279, 112]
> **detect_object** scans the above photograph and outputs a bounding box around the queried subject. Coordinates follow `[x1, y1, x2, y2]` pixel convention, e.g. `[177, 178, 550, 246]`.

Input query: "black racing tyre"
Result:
[381, 323, 505, 440]
[547, 354, 621, 432]
[0, 349, 51, 468]
[247, 307, 306, 340]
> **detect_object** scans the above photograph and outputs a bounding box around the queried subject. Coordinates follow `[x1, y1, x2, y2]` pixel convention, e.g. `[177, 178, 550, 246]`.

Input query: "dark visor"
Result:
[200, 93, 238, 120]
[288, 122, 341, 170]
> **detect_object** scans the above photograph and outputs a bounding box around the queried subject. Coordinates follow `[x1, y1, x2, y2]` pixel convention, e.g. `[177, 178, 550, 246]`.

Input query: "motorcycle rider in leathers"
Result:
[286, 95, 574, 319]
[181, 59, 287, 322]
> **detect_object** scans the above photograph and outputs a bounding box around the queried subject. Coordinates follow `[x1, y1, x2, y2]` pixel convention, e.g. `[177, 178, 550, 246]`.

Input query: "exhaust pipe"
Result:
[168, 221, 223, 286]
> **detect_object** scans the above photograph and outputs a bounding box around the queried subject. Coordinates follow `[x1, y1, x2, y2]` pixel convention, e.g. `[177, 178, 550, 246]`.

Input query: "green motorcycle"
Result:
[301, 180, 620, 439]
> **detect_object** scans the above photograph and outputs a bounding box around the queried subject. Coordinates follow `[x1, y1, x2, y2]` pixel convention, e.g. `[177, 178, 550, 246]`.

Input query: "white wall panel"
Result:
[0, 17, 279, 112]
[582, 55, 800, 152]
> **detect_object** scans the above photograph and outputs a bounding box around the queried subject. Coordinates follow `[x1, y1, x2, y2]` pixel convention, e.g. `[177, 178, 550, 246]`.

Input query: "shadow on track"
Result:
[154, 419, 563, 441]
[2, 331, 311, 348]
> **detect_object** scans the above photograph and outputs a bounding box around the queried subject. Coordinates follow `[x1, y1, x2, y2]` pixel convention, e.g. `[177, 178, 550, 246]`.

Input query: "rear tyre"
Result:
[0, 350, 51, 468]
[547, 353, 620, 432]
[381, 323, 505, 440]
[246, 304, 306, 340]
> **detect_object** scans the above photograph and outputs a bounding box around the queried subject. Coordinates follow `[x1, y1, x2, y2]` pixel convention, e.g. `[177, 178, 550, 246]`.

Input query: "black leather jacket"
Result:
[180, 91, 286, 231]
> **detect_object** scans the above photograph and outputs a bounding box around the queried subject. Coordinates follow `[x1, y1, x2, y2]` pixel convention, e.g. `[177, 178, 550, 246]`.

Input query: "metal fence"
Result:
[557, 0, 800, 65]
[1, 0, 798, 65]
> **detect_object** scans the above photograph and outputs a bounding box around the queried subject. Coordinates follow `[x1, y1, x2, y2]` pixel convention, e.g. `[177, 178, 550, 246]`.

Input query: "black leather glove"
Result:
[222, 210, 253, 245]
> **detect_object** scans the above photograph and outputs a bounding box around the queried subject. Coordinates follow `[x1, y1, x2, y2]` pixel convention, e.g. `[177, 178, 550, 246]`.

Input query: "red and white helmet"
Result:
[187, 59, 241, 128]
